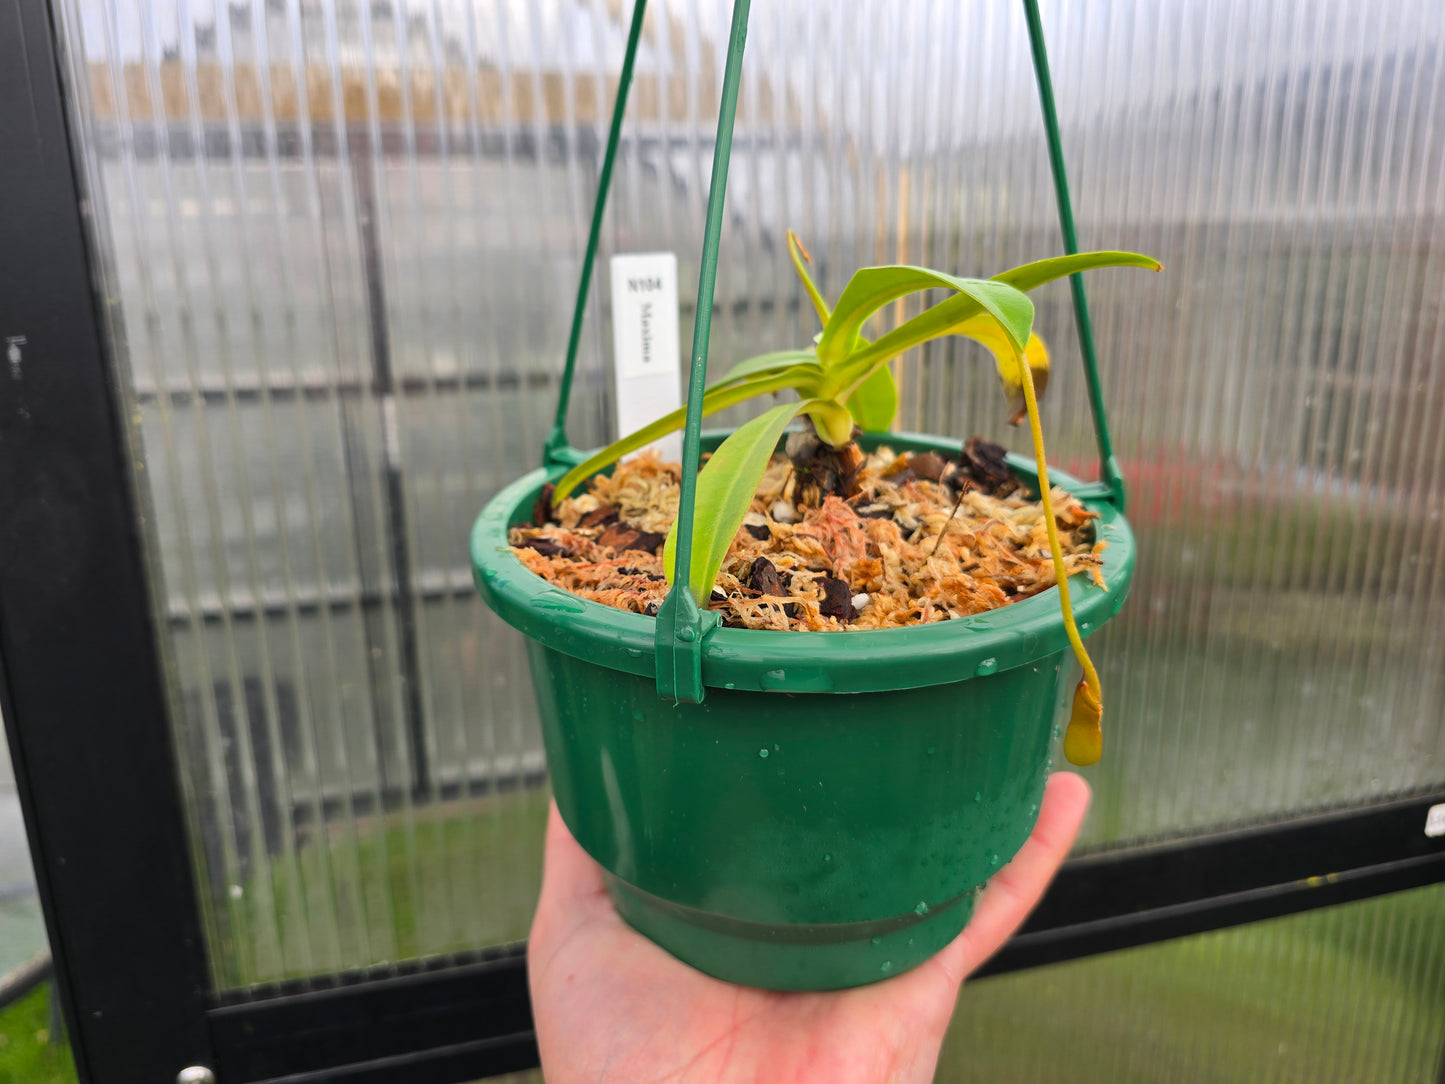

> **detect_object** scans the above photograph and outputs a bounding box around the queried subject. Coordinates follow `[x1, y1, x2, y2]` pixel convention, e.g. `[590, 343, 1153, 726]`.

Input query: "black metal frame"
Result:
[1, 2, 1443, 1082]
[0, 0, 215, 1078]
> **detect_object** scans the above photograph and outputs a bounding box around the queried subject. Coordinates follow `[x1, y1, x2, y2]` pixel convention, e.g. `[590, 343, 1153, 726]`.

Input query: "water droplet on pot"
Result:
[880, 961, 893, 973]
[774, 744, 780, 752]
[758, 748, 769, 759]
[871, 936, 883, 945]
[927, 745, 936, 755]
[973, 792, 981, 803]
[907, 938, 915, 946]
[530, 592, 584, 614]
[914, 901, 929, 915]
[823, 853, 833, 862]
[975, 657, 999, 676]
[988, 853, 1000, 867]
[723, 682, 735, 689]
[626, 648, 642, 658]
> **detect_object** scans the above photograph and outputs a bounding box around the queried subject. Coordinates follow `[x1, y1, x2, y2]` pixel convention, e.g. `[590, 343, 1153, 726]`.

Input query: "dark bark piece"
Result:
[818, 576, 858, 621]
[520, 537, 570, 558]
[532, 483, 557, 527]
[743, 512, 771, 541]
[579, 505, 620, 529]
[786, 422, 866, 503]
[749, 556, 786, 598]
[959, 437, 1019, 497]
[598, 524, 665, 553]
[644, 600, 660, 616]
[711, 588, 728, 603]
[597, 523, 637, 550]
[909, 451, 947, 482]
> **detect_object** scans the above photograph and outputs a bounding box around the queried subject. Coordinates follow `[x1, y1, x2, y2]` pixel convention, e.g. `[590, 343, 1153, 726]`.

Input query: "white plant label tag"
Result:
[611, 252, 681, 462]
[1426, 803, 1445, 839]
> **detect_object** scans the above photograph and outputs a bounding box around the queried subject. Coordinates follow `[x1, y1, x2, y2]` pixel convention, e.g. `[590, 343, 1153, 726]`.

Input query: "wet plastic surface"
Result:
[472, 431, 1134, 988]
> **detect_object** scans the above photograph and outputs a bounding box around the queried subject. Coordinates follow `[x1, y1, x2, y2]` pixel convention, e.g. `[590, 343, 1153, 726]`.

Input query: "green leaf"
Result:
[818, 266, 1035, 368]
[829, 282, 1033, 396]
[788, 230, 831, 325]
[991, 250, 1163, 292]
[846, 365, 899, 432]
[664, 400, 802, 605]
[552, 370, 810, 503]
[830, 250, 1159, 394]
[948, 314, 1051, 426]
[714, 349, 819, 387]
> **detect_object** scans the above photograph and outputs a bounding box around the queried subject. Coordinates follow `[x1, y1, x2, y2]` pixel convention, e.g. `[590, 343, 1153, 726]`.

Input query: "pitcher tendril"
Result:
[1015, 344, 1104, 766]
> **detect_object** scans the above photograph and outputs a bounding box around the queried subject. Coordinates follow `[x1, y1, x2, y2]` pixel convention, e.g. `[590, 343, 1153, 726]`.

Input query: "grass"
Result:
[213, 785, 551, 989]
[0, 862, 1437, 1082]
[0, 985, 76, 1084]
[939, 883, 1445, 1083]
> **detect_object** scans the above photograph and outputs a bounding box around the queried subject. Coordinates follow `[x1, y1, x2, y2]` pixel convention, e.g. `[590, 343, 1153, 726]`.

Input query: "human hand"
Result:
[528, 772, 1091, 1084]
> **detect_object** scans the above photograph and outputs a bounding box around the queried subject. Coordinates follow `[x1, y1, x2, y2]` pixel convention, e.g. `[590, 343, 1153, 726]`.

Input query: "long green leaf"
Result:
[664, 400, 802, 604]
[991, 250, 1162, 291]
[714, 349, 819, 386]
[552, 370, 810, 503]
[817, 266, 1035, 367]
[832, 250, 1160, 393]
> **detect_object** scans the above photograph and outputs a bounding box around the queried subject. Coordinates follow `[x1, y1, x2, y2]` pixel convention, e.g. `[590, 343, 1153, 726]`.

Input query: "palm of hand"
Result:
[529, 773, 1090, 1084]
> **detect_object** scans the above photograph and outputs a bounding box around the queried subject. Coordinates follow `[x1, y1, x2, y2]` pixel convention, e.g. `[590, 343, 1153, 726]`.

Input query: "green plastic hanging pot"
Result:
[471, 431, 1135, 990]
[469, 0, 1136, 992]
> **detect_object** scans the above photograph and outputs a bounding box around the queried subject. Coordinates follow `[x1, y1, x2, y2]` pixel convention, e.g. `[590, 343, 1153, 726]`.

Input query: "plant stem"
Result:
[930, 484, 968, 558]
[1016, 349, 1102, 708]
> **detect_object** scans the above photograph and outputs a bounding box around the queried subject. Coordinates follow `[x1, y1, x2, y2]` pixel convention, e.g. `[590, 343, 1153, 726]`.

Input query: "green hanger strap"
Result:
[654, 0, 752, 703]
[545, 0, 649, 466]
[1022, 0, 1126, 510]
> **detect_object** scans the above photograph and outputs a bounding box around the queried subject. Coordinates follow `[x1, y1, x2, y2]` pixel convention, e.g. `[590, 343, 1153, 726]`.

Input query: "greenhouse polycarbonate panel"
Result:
[941, 883, 1445, 1083]
[52, 0, 1444, 995]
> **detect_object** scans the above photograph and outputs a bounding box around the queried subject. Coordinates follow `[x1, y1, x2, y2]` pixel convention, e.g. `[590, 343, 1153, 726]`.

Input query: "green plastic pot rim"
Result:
[471, 430, 1135, 696]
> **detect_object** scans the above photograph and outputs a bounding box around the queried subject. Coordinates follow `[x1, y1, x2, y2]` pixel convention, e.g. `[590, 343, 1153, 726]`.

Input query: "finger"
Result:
[936, 772, 1091, 983]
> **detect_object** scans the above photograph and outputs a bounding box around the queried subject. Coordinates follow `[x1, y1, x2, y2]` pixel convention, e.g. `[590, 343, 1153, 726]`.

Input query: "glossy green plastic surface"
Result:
[471, 431, 1134, 989]
[532, 639, 1063, 989]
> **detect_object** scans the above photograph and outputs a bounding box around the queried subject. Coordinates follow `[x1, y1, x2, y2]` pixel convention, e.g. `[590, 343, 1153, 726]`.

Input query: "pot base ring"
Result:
[606, 873, 980, 991]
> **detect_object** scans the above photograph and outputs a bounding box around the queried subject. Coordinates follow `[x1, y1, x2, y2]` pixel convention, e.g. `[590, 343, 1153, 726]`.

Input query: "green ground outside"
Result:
[0, 885, 1439, 1081]
[940, 884, 1445, 1082]
[0, 985, 76, 1084]
[213, 786, 1443, 1082]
